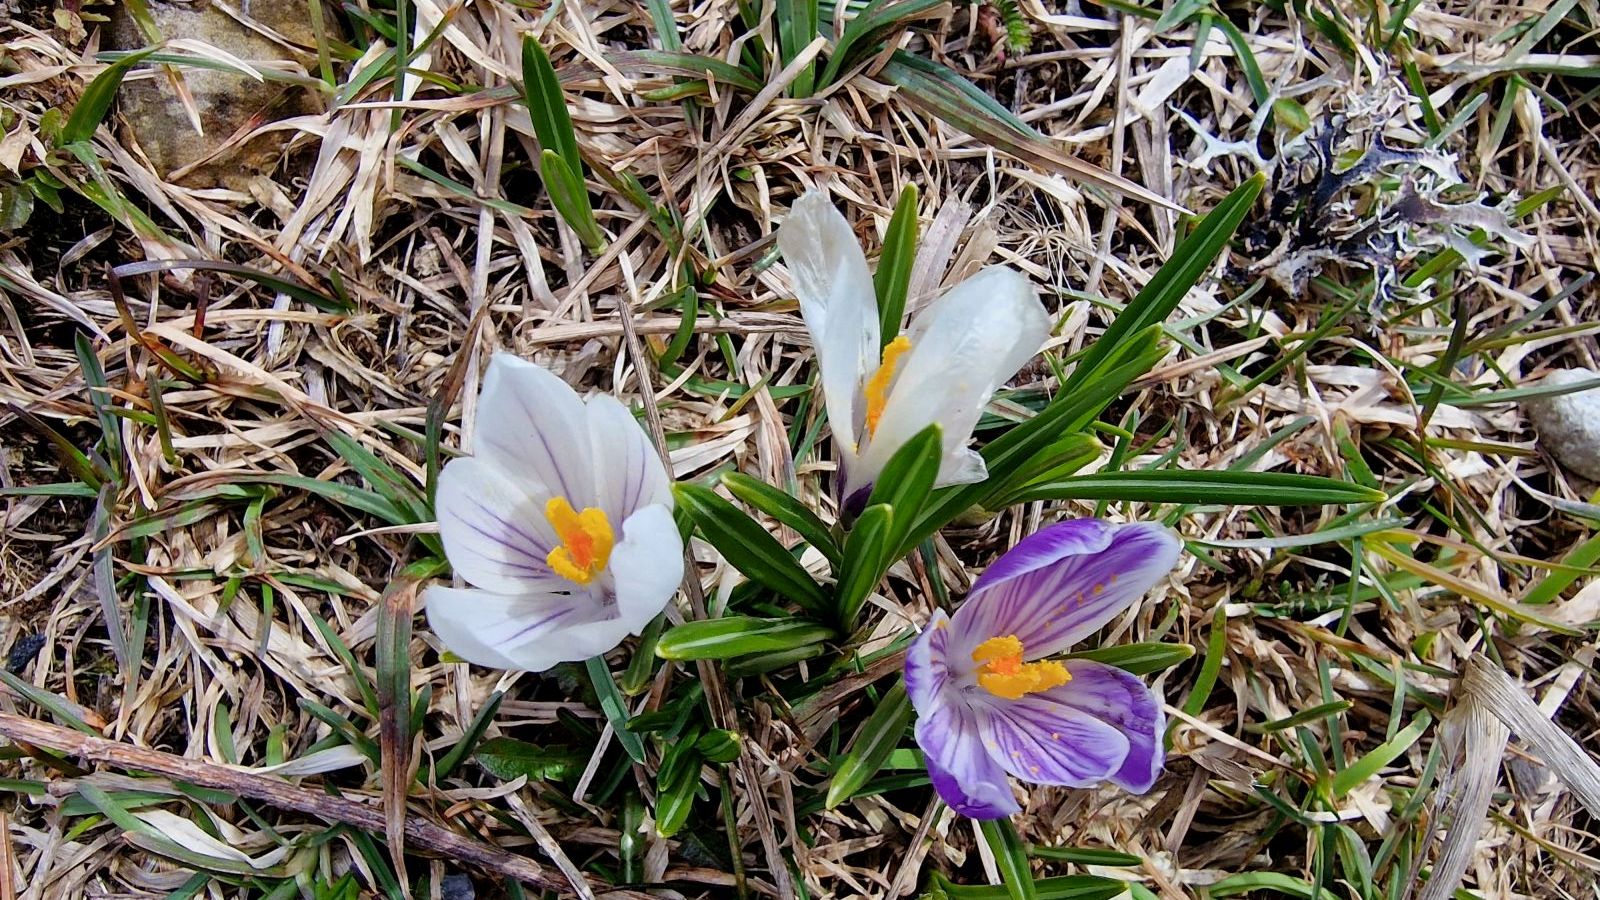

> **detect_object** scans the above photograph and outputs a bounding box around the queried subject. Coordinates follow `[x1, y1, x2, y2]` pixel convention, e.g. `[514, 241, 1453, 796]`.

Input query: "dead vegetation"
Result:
[0, 0, 1598, 898]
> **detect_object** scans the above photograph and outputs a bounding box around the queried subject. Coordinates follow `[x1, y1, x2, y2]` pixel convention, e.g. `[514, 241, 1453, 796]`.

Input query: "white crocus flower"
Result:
[776, 191, 1052, 511]
[424, 353, 683, 671]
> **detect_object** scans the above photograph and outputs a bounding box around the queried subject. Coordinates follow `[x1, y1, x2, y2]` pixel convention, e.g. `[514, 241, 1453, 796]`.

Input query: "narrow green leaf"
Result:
[723, 641, 829, 678]
[73, 333, 122, 477]
[433, 690, 504, 780]
[655, 616, 835, 661]
[1207, 872, 1317, 899]
[1025, 470, 1385, 506]
[643, 0, 682, 50]
[674, 483, 830, 613]
[1181, 605, 1227, 717]
[653, 733, 703, 837]
[979, 819, 1040, 900]
[473, 737, 586, 781]
[64, 47, 160, 144]
[112, 259, 347, 313]
[611, 50, 761, 91]
[586, 655, 647, 764]
[927, 872, 1125, 900]
[1026, 846, 1142, 866]
[1256, 700, 1353, 733]
[540, 150, 605, 253]
[722, 472, 841, 568]
[1330, 712, 1432, 797]
[0, 670, 100, 735]
[621, 613, 666, 694]
[864, 424, 940, 561]
[826, 680, 914, 809]
[1067, 642, 1194, 676]
[1067, 173, 1263, 393]
[836, 503, 894, 627]
[520, 36, 582, 171]
[875, 184, 919, 340]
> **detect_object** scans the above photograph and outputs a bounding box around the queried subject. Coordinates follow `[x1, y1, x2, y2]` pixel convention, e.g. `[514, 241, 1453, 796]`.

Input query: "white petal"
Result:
[473, 353, 595, 505]
[776, 191, 879, 468]
[424, 585, 628, 672]
[586, 394, 673, 524]
[434, 456, 564, 594]
[856, 266, 1050, 489]
[607, 504, 684, 629]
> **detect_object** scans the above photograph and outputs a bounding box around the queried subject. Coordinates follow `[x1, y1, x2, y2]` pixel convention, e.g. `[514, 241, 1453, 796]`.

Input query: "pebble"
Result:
[1524, 368, 1600, 482]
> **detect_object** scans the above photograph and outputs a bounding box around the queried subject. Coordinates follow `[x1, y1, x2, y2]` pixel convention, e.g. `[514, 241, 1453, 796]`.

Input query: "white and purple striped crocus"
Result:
[424, 353, 683, 671]
[775, 191, 1051, 513]
[906, 519, 1182, 818]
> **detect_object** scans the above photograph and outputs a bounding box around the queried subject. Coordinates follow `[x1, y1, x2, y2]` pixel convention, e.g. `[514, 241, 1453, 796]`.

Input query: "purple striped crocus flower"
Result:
[906, 519, 1182, 818]
[424, 353, 683, 671]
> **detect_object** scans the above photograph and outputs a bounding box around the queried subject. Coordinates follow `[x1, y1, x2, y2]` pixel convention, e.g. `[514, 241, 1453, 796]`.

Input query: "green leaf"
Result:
[112, 259, 348, 313]
[655, 616, 836, 661]
[611, 50, 761, 92]
[986, 432, 1104, 508]
[723, 641, 829, 678]
[774, 0, 819, 95]
[879, 52, 1178, 210]
[721, 472, 841, 568]
[979, 819, 1040, 900]
[1024, 470, 1385, 506]
[1330, 712, 1432, 797]
[433, 690, 504, 780]
[520, 36, 582, 172]
[1181, 605, 1227, 717]
[1206, 872, 1317, 899]
[1067, 642, 1195, 676]
[864, 424, 940, 563]
[473, 737, 586, 782]
[694, 728, 742, 764]
[927, 872, 1126, 900]
[64, 46, 160, 144]
[0, 182, 34, 231]
[1026, 846, 1142, 867]
[674, 483, 830, 613]
[826, 680, 914, 809]
[1066, 173, 1264, 393]
[586, 655, 647, 764]
[836, 503, 894, 627]
[643, 0, 682, 50]
[0, 670, 99, 735]
[653, 731, 703, 837]
[820, 0, 945, 87]
[540, 149, 605, 253]
[875, 183, 919, 340]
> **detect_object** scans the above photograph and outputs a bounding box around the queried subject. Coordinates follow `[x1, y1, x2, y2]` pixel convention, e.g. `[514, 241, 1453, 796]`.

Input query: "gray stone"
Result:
[1524, 368, 1600, 482]
[109, 0, 332, 189]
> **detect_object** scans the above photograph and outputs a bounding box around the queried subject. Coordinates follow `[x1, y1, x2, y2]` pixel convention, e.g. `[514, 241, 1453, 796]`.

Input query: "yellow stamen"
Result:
[544, 497, 614, 586]
[863, 335, 913, 438]
[972, 634, 1071, 701]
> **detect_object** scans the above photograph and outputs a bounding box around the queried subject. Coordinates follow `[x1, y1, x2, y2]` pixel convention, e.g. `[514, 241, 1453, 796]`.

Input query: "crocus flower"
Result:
[775, 191, 1052, 512]
[424, 353, 683, 671]
[906, 519, 1181, 818]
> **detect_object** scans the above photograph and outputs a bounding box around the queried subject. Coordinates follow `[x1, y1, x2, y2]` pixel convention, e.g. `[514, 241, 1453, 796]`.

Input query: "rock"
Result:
[1524, 368, 1600, 481]
[109, 0, 332, 190]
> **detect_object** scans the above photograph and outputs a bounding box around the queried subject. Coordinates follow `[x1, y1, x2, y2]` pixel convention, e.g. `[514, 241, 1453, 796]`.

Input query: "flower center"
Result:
[544, 497, 614, 586]
[863, 335, 913, 438]
[971, 635, 1071, 701]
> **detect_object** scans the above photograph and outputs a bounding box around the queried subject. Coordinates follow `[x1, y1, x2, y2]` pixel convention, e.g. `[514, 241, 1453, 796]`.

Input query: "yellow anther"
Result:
[971, 634, 1072, 701]
[544, 497, 614, 586]
[863, 335, 913, 438]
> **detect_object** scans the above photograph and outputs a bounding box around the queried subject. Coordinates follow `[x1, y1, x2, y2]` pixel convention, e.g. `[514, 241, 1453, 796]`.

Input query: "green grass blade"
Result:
[874, 183, 919, 341]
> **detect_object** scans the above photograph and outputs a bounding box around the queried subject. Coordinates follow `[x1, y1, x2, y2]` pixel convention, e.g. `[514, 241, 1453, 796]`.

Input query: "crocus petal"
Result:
[424, 585, 618, 672]
[854, 266, 1050, 493]
[1050, 660, 1166, 792]
[607, 504, 684, 629]
[434, 456, 560, 594]
[776, 191, 879, 470]
[951, 520, 1181, 661]
[586, 394, 673, 525]
[473, 353, 595, 505]
[975, 694, 1131, 788]
[915, 697, 1021, 819]
[905, 610, 954, 711]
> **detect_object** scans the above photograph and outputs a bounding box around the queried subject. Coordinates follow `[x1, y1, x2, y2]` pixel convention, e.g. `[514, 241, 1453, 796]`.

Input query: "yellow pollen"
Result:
[971, 635, 1072, 701]
[863, 335, 913, 438]
[544, 497, 614, 586]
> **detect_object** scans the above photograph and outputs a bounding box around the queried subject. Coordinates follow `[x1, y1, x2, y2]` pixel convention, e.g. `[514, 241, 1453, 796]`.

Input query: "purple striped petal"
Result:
[1049, 660, 1166, 792]
[915, 697, 1020, 819]
[586, 394, 673, 525]
[474, 354, 594, 506]
[951, 520, 1181, 660]
[905, 610, 954, 711]
[425, 585, 613, 672]
[975, 693, 1131, 788]
[434, 456, 561, 594]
